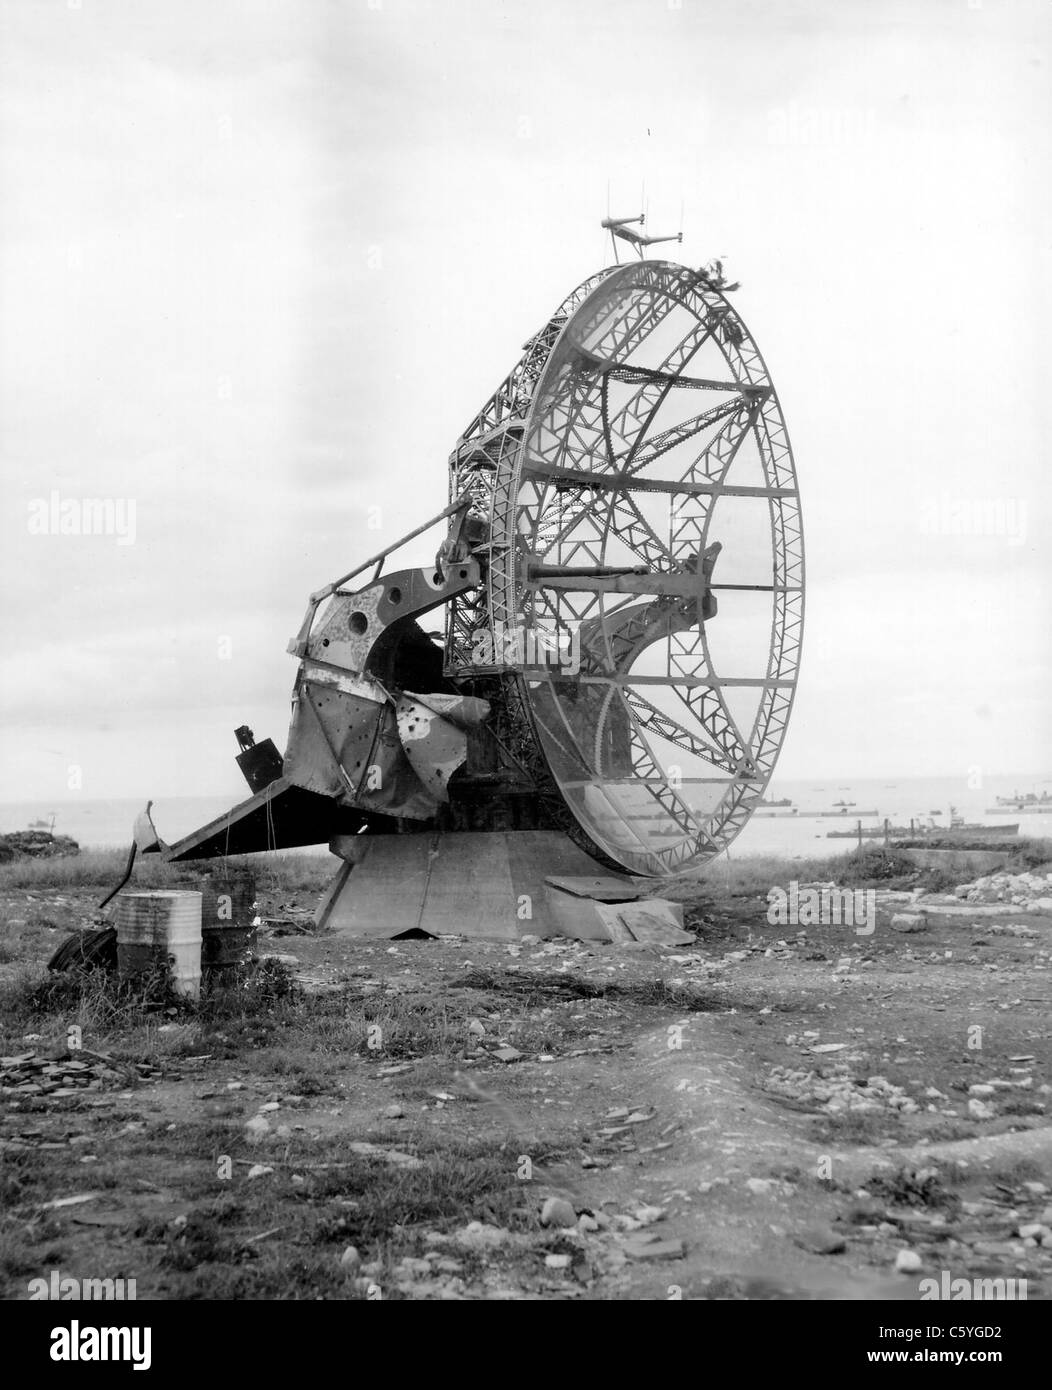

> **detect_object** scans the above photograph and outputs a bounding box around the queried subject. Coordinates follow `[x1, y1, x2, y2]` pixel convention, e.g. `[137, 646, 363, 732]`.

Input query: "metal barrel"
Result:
[198, 869, 258, 972]
[115, 891, 202, 999]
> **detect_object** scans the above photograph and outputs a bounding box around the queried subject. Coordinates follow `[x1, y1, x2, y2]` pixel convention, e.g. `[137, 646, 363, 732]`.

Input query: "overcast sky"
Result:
[1, 0, 1048, 804]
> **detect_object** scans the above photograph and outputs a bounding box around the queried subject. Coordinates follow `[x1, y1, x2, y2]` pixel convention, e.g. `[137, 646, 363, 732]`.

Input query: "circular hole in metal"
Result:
[388, 586, 402, 605]
[432, 570, 443, 585]
[459, 568, 468, 578]
[348, 611, 368, 636]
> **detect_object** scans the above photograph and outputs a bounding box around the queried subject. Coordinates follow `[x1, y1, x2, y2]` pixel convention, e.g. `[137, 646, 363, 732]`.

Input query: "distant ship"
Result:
[990, 791, 1052, 812]
[760, 796, 795, 807]
[832, 799, 855, 808]
[829, 809, 1018, 840]
[899, 817, 1019, 842]
[828, 823, 909, 839]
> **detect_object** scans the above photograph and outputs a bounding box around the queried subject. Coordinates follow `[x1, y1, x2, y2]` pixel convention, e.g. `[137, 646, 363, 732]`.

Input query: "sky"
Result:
[0, 0, 1049, 807]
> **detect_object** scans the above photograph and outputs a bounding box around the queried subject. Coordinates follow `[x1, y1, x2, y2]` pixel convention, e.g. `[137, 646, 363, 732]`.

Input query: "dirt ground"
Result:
[1, 871, 1050, 1301]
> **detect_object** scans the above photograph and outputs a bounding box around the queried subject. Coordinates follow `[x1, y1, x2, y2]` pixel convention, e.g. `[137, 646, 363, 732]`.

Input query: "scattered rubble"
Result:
[244, 1115, 271, 1143]
[346, 1141, 423, 1169]
[0, 1050, 157, 1097]
[793, 1224, 847, 1255]
[890, 912, 927, 934]
[967, 1098, 997, 1121]
[954, 871, 1052, 910]
[765, 1064, 920, 1115]
[260, 906, 317, 936]
[620, 1234, 685, 1261]
[540, 1196, 577, 1229]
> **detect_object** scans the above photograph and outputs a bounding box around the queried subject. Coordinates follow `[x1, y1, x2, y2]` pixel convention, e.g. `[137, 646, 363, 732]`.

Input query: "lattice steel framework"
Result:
[446, 260, 804, 876]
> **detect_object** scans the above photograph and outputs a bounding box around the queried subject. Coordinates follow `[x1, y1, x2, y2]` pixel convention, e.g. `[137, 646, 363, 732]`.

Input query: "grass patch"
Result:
[1005, 838, 1052, 872]
[810, 1111, 897, 1146]
[0, 1114, 550, 1300]
[0, 850, 333, 896]
[979, 1157, 1047, 1190]
[691, 843, 998, 897]
[0, 958, 297, 1060]
[457, 966, 726, 1013]
[996, 1096, 1047, 1118]
[4, 950, 709, 1092]
[0, 960, 530, 1071]
[865, 1167, 961, 1213]
[693, 848, 921, 897]
[253, 854, 338, 896]
[836, 847, 918, 886]
[693, 854, 853, 898]
[0, 850, 180, 892]
[298, 1133, 540, 1237]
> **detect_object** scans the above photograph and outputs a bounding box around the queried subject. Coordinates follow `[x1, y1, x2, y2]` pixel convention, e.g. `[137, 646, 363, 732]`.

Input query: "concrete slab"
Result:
[596, 898, 691, 946]
[317, 834, 434, 936]
[318, 830, 619, 940]
[544, 875, 641, 902]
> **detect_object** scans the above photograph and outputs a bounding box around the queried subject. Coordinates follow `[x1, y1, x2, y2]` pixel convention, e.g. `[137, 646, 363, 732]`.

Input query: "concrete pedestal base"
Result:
[314, 830, 688, 943]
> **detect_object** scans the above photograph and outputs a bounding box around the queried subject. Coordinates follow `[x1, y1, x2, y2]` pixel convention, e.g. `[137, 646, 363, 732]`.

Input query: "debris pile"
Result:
[0, 830, 80, 861]
[849, 1170, 1052, 1271]
[954, 871, 1052, 911]
[260, 905, 316, 936]
[765, 1064, 920, 1115]
[357, 1196, 686, 1297]
[0, 1051, 159, 1097]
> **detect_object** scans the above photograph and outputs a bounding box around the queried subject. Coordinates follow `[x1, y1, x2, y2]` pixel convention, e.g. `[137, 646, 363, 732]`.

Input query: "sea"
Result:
[3, 774, 1050, 863]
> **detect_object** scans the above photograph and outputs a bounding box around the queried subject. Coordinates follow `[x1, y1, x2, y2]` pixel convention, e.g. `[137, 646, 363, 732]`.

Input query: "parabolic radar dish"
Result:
[446, 258, 804, 875]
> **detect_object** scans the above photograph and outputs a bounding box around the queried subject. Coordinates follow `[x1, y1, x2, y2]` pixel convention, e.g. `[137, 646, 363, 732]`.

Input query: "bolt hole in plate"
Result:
[348, 611, 369, 636]
[478, 260, 804, 876]
[388, 586, 402, 604]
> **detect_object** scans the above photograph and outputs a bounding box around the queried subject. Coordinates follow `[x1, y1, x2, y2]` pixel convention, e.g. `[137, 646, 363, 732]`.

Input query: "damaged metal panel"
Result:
[395, 691, 489, 804]
[283, 661, 489, 821]
[162, 777, 381, 861]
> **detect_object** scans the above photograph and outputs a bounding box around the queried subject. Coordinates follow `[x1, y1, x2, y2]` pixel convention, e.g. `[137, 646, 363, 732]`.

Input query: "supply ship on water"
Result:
[987, 789, 1052, 814]
[827, 808, 1019, 840]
